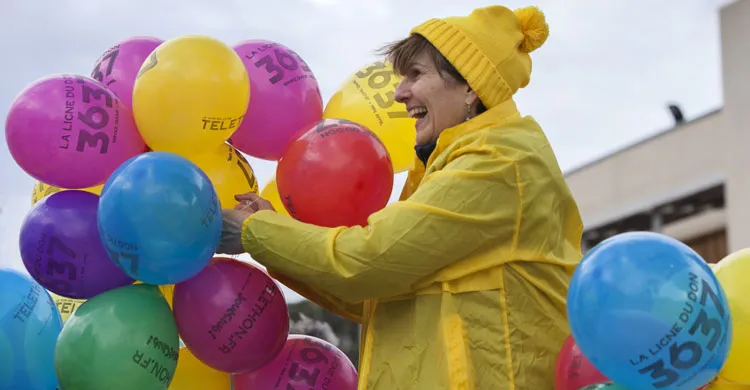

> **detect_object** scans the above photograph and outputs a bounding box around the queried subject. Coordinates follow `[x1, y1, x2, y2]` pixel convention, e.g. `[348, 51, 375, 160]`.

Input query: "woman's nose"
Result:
[394, 79, 409, 103]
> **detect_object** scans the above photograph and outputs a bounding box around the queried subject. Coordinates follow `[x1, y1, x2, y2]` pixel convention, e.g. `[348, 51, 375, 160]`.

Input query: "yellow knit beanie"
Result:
[410, 5, 549, 109]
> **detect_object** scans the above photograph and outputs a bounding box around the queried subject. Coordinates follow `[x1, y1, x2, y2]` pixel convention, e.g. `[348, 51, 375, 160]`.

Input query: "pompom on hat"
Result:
[410, 5, 549, 108]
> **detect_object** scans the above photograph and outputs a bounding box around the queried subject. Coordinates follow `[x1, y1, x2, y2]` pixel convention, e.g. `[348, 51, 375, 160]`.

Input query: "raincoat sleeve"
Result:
[241, 140, 520, 304]
[265, 269, 364, 323]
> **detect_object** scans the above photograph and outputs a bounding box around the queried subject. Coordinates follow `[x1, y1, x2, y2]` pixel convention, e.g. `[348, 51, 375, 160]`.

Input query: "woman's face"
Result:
[395, 51, 472, 145]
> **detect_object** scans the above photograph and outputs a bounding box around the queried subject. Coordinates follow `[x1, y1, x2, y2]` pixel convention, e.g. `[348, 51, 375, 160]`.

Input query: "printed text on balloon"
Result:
[13, 283, 42, 323]
[36, 234, 78, 294]
[68, 76, 118, 154]
[354, 61, 409, 122]
[285, 338, 340, 390]
[633, 273, 727, 389]
[91, 47, 119, 86]
[251, 44, 312, 85]
[104, 233, 140, 276]
[132, 335, 177, 386]
[208, 270, 280, 354]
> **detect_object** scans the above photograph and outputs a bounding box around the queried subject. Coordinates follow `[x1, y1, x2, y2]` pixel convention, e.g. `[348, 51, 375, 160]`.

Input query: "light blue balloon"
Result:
[0, 268, 63, 390]
[567, 232, 731, 390]
[97, 152, 222, 285]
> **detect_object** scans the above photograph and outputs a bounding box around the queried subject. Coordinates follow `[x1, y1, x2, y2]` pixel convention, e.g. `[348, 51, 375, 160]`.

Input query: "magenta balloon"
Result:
[173, 257, 289, 373]
[230, 40, 323, 161]
[5, 74, 146, 189]
[18, 190, 135, 299]
[91, 36, 163, 108]
[233, 335, 358, 390]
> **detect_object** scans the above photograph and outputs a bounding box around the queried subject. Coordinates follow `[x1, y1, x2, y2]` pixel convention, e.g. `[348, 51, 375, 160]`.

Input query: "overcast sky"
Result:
[0, 0, 734, 303]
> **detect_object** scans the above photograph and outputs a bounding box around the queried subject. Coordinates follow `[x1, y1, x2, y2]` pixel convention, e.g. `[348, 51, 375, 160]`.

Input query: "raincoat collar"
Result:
[411, 98, 522, 168]
[400, 98, 523, 201]
[429, 98, 522, 166]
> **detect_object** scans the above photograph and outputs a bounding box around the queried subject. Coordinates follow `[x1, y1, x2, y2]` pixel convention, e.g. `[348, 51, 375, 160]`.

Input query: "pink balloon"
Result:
[230, 40, 323, 161]
[91, 36, 163, 108]
[5, 74, 147, 189]
[233, 335, 358, 390]
[173, 257, 289, 373]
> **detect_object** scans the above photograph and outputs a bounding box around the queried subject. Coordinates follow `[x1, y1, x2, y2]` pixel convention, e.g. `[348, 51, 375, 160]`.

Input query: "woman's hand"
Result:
[216, 192, 276, 255]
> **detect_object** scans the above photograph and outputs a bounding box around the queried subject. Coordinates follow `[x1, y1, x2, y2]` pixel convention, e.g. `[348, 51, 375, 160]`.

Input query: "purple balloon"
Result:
[230, 39, 323, 161]
[233, 335, 358, 390]
[19, 190, 135, 299]
[91, 36, 163, 108]
[173, 257, 289, 373]
[5, 75, 147, 189]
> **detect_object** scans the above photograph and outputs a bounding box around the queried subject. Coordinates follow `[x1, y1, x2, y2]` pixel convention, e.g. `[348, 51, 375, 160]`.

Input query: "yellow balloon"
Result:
[31, 181, 103, 205]
[159, 284, 174, 310]
[324, 60, 416, 173]
[189, 143, 259, 209]
[133, 35, 250, 157]
[712, 249, 750, 383]
[49, 291, 86, 323]
[169, 347, 231, 390]
[706, 377, 748, 389]
[260, 177, 289, 216]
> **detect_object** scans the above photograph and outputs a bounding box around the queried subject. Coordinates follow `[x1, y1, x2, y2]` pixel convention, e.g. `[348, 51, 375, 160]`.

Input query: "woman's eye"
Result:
[408, 69, 420, 79]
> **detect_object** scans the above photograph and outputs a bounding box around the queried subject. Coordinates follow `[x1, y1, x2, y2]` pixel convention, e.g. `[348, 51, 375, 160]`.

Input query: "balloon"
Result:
[555, 335, 611, 390]
[323, 60, 415, 173]
[169, 347, 231, 390]
[133, 35, 250, 156]
[277, 118, 393, 227]
[0, 268, 62, 390]
[706, 379, 743, 389]
[31, 180, 103, 205]
[49, 291, 86, 323]
[230, 39, 323, 160]
[711, 249, 750, 384]
[54, 284, 179, 390]
[233, 335, 358, 390]
[567, 232, 731, 390]
[189, 143, 259, 208]
[91, 36, 163, 108]
[5, 74, 147, 189]
[173, 257, 289, 373]
[97, 152, 222, 285]
[19, 190, 135, 299]
[160, 284, 175, 310]
[579, 384, 629, 390]
[260, 177, 289, 216]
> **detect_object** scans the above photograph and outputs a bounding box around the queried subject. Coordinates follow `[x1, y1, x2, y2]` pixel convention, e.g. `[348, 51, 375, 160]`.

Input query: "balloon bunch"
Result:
[557, 231, 750, 390]
[2, 33, 410, 389]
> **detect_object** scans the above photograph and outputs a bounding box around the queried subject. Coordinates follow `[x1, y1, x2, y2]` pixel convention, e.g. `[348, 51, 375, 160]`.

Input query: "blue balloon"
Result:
[97, 152, 222, 285]
[0, 268, 63, 389]
[567, 232, 731, 390]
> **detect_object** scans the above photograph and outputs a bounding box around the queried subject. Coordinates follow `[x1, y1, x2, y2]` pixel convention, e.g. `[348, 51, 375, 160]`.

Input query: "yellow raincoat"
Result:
[241, 98, 584, 389]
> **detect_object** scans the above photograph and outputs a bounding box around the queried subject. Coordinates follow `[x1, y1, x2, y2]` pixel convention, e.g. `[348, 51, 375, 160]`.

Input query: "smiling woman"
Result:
[380, 34, 487, 148]
[216, 5, 586, 390]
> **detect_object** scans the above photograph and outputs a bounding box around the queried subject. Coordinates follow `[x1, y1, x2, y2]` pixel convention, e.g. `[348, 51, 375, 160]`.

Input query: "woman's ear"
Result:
[465, 90, 479, 110]
[465, 89, 478, 105]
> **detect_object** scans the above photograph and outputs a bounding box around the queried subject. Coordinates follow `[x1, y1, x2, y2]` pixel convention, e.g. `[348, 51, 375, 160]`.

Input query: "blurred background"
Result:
[1, 0, 742, 366]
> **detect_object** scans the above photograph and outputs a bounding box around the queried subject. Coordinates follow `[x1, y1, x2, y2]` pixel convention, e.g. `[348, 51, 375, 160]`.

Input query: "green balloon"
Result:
[54, 284, 179, 390]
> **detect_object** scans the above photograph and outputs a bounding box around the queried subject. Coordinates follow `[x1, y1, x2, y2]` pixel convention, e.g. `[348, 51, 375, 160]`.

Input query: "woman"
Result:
[219, 5, 584, 389]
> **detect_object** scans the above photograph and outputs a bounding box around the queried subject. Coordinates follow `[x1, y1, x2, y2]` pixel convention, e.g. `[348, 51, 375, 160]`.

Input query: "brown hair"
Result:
[378, 34, 487, 114]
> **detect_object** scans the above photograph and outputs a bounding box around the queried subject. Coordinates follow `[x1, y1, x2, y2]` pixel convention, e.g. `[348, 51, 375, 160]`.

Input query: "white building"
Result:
[565, 0, 750, 264]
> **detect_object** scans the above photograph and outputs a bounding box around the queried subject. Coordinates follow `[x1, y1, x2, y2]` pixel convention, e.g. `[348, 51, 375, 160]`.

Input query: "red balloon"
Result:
[233, 334, 358, 390]
[556, 335, 610, 390]
[277, 118, 394, 227]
